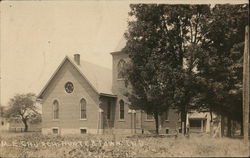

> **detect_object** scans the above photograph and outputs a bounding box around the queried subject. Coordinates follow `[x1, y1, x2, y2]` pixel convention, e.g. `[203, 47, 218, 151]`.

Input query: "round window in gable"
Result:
[65, 82, 74, 93]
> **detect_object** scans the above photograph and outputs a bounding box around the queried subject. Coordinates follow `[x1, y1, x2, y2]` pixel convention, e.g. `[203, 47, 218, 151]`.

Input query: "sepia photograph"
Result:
[0, 0, 249, 157]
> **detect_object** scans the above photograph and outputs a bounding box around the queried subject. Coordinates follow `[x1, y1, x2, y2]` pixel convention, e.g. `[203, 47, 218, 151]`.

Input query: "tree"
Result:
[124, 4, 248, 135]
[5, 93, 40, 132]
[196, 4, 248, 137]
[124, 4, 176, 134]
[124, 4, 211, 134]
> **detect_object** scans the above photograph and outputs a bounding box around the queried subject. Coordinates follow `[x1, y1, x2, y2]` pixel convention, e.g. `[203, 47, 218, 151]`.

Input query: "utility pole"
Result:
[243, 25, 249, 145]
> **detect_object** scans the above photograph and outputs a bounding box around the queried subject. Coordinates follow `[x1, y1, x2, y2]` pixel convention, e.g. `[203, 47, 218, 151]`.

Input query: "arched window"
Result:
[119, 100, 125, 119]
[53, 100, 59, 119]
[117, 59, 126, 79]
[80, 98, 87, 119]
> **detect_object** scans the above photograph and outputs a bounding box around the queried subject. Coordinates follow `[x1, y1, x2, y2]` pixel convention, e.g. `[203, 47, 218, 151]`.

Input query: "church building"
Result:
[37, 48, 180, 135]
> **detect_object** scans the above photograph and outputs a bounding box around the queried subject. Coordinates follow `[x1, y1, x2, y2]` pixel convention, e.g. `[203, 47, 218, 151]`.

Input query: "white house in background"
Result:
[187, 111, 217, 133]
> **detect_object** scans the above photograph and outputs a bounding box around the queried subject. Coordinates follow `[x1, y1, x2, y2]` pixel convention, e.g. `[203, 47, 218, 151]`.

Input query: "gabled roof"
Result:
[188, 112, 208, 119]
[37, 56, 115, 99]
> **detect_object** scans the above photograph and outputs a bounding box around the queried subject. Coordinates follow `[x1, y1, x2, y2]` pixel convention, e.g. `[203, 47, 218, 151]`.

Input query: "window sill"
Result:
[118, 119, 125, 122]
[145, 119, 154, 122]
[52, 119, 59, 121]
[80, 119, 87, 121]
[117, 78, 125, 81]
[165, 120, 170, 122]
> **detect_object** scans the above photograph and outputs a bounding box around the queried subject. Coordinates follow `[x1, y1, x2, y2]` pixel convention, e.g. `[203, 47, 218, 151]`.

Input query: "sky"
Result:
[0, 1, 130, 105]
[0, 0, 248, 106]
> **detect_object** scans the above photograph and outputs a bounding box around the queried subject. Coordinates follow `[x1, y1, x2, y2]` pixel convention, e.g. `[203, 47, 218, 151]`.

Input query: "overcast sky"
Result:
[0, 0, 247, 106]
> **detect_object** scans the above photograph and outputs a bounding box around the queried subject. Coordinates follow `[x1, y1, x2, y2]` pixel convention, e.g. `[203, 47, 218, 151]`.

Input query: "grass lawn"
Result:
[0, 132, 248, 157]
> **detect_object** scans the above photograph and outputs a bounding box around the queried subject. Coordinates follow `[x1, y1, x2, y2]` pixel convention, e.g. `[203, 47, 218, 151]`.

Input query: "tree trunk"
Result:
[232, 121, 236, 137]
[240, 120, 244, 136]
[183, 111, 187, 135]
[154, 112, 159, 135]
[227, 117, 232, 137]
[184, 115, 187, 135]
[210, 111, 213, 137]
[22, 119, 28, 132]
[221, 115, 225, 137]
[181, 108, 187, 135]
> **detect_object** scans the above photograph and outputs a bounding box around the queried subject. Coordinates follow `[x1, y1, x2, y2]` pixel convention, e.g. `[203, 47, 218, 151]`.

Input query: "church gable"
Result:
[37, 55, 114, 100]
[40, 58, 103, 133]
[37, 57, 99, 102]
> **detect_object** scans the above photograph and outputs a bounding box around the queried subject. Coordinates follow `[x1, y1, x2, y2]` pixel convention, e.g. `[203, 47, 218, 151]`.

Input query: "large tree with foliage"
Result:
[4, 93, 41, 132]
[196, 4, 248, 137]
[124, 4, 248, 135]
[124, 4, 176, 134]
[124, 4, 211, 134]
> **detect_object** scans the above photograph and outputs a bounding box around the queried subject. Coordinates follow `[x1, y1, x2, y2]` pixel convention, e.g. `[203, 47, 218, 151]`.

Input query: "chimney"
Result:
[74, 54, 80, 65]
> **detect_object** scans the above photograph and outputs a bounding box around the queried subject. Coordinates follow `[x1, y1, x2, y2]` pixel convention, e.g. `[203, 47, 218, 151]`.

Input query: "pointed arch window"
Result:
[80, 98, 87, 119]
[53, 100, 59, 120]
[117, 59, 126, 79]
[119, 100, 125, 120]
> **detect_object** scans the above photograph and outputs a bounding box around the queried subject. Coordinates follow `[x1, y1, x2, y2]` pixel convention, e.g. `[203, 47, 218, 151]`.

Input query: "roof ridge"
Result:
[68, 57, 111, 70]
[79, 59, 111, 70]
[37, 56, 115, 99]
[68, 56, 113, 95]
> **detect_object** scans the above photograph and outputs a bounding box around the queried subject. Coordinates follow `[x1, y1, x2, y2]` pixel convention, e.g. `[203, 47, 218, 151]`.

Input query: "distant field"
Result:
[0, 132, 248, 157]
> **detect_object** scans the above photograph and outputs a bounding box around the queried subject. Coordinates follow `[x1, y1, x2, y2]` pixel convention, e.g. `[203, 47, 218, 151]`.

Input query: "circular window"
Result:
[65, 82, 74, 93]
